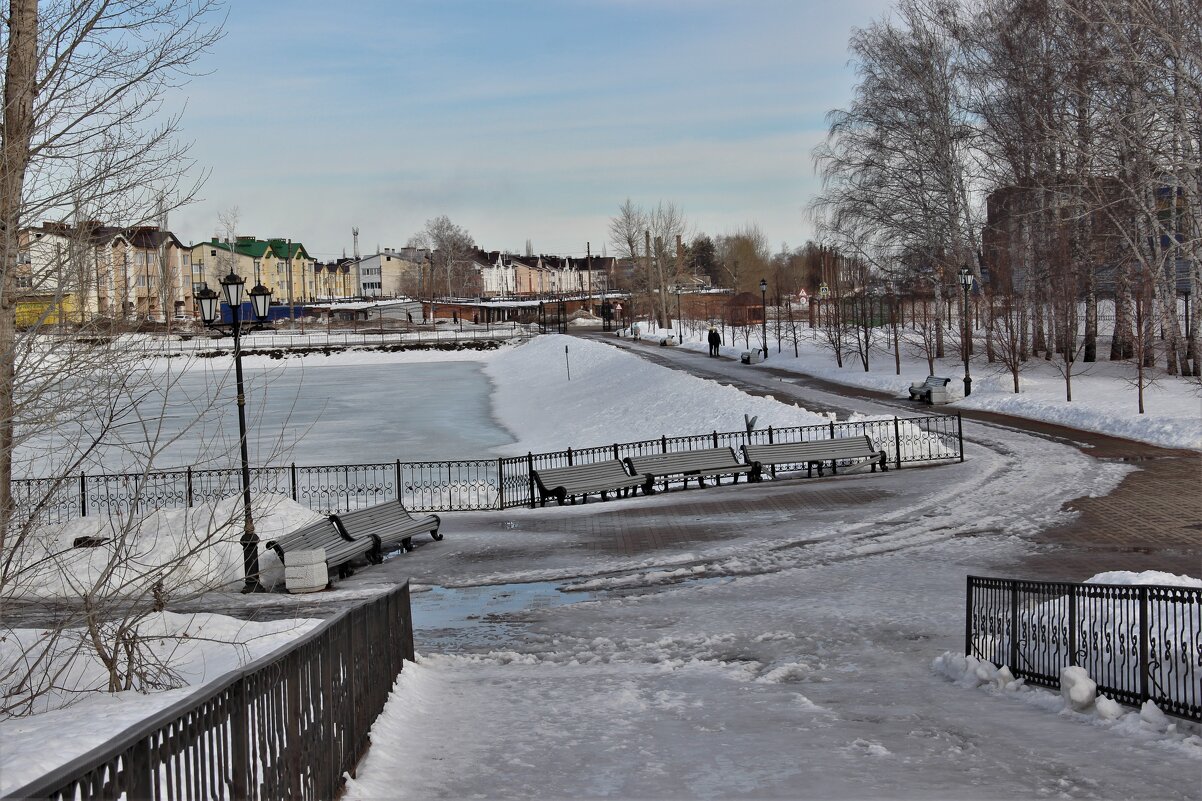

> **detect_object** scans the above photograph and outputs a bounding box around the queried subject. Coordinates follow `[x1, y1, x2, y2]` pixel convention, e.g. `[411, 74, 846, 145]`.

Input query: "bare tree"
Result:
[1, 0, 222, 530]
[409, 216, 476, 299]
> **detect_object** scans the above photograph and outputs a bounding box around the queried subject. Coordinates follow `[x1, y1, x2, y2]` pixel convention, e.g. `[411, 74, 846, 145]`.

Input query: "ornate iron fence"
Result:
[499, 414, 963, 509]
[965, 576, 1202, 722]
[14, 414, 962, 523]
[2, 582, 415, 801]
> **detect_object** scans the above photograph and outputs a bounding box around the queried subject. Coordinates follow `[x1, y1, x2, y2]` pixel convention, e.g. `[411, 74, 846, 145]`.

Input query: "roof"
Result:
[199, 236, 312, 261]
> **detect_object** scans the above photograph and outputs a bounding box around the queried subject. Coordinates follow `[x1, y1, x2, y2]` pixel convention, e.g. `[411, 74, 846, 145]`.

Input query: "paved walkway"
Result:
[592, 333, 1201, 581]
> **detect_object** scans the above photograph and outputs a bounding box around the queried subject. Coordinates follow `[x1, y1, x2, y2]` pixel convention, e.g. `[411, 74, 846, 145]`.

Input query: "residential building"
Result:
[19, 221, 192, 323]
[356, 248, 427, 297]
[191, 236, 317, 304]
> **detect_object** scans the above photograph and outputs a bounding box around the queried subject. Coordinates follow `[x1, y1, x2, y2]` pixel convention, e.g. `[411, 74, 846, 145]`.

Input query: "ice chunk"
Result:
[1060, 666, 1096, 711]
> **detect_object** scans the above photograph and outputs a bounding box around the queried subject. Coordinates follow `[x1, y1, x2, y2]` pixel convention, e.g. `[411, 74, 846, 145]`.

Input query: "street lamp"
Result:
[198, 270, 273, 593]
[759, 278, 768, 360]
[958, 265, 974, 397]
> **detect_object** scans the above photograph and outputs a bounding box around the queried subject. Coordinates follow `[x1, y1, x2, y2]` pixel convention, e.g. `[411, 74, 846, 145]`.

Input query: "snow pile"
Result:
[1085, 570, 1202, 588]
[931, 651, 1202, 755]
[9, 496, 323, 599]
[483, 334, 830, 454]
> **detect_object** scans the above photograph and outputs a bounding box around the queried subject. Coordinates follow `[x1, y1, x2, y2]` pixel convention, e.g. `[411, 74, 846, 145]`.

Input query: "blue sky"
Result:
[172, 0, 894, 260]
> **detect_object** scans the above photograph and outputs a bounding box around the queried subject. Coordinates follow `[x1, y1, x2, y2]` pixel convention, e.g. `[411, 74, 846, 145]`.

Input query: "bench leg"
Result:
[642, 477, 657, 495]
[430, 515, 443, 540]
[402, 537, 415, 552]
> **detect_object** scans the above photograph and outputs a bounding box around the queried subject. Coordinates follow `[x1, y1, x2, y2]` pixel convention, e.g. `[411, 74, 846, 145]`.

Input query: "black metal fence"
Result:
[500, 413, 963, 509]
[2, 583, 415, 801]
[966, 576, 1202, 722]
[14, 414, 963, 524]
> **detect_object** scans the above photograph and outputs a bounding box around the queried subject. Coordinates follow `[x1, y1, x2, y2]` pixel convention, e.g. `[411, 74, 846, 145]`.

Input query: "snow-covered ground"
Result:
[663, 323, 1202, 450]
[3, 334, 1198, 798]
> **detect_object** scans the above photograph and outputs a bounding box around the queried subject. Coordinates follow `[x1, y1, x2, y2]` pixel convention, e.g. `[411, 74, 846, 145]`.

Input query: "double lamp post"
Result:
[196, 271, 273, 593]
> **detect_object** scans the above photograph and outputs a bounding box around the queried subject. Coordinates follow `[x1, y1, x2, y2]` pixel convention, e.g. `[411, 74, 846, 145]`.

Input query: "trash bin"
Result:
[285, 549, 328, 594]
[740, 351, 752, 364]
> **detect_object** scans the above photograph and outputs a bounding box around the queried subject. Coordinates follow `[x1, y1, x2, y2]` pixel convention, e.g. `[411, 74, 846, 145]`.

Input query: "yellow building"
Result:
[190, 237, 317, 306]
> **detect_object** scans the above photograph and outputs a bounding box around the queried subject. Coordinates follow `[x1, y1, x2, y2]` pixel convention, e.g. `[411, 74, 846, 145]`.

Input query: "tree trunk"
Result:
[0, 0, 40, 535]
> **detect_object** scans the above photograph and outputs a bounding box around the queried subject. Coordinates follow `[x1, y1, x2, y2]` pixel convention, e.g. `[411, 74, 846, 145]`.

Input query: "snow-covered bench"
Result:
[622, 447, 753, 494]
[532, 460, 645, 507]
[331, 499, 442, 558]
[909, 376, 952, 404]
[742, 436, 888, 481]
[265, 518, 375, 580]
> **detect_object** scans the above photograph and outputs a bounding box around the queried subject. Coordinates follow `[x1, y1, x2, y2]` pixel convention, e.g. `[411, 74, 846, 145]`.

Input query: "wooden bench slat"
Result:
[532, 459, 644, 506]
[742, 435, 887, 480]
[622, 447, 752, 493]
[332, 499, 442, 557]
[909, 376, 952, 403]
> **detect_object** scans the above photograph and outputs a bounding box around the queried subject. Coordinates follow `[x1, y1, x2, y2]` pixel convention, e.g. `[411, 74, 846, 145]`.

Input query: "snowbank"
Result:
[483, 335, 831, 454]
[10, 496, 323, 599]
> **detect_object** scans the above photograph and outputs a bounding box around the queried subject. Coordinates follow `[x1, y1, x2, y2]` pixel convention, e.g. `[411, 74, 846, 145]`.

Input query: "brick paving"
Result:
[514, 484, 893, 555]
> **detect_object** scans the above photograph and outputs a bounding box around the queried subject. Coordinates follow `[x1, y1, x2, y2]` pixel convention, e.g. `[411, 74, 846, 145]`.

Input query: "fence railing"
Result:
[2, 582, 415, 801]
[965, 576, 1201, 722]
[111, 324, 536, 355]
[14, 414, 963, 524]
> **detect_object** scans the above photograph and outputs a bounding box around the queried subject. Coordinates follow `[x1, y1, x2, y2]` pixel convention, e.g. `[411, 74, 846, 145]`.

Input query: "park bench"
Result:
[622, 446, 753, 494]
[265, 517, 375, 580]
[742, 435, 888, 481]
[331, 499, 442, 559]
[909, 375, 952, 404]
[532, 460, 645, 507]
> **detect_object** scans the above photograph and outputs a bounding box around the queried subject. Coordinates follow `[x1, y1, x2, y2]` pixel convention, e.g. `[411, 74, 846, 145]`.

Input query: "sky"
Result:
[171, 0, 896, 261]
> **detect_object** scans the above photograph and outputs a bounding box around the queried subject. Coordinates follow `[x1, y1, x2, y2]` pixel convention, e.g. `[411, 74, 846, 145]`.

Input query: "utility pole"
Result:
[286, 237, 294, 325]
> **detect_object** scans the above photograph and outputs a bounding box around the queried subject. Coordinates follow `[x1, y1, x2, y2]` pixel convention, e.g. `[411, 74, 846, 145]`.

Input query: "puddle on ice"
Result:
[410, 581, 595, 651]
[410, 575, 732, 652]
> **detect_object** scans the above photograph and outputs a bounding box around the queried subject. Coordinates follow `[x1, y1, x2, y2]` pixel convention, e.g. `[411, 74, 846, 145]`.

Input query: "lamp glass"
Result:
[759, 279, 767, 293]
[197, 288, 219, 325]
[958, 266, 973, 290]
[250, 284, 272, 321]
[221, 271, 245, 308]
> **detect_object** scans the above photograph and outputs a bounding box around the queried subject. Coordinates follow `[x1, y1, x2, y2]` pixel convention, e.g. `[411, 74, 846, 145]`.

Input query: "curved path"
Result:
[583, 331, 1201, 580]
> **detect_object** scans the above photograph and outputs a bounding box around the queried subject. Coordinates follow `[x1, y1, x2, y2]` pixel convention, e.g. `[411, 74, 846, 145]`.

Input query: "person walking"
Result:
[632, 321, 641, 341]
[707, 326, 721, 357]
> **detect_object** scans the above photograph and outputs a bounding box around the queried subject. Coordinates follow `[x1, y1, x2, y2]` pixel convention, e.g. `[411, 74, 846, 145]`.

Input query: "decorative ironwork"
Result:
[966, 575, 1201, 722]
[12, 414, 962, 522]
[3, 583, 415, 801]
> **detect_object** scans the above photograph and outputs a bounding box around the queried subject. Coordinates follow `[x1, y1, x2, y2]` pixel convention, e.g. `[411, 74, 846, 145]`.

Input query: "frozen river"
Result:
[17, 359, 515, 476]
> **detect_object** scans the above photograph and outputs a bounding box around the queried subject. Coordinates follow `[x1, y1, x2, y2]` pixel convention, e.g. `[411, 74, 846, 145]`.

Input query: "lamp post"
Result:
[958, 265, 974, 397]
[674, 286, 683, 344]
[759, 278, 768, 360]
[197, 271, 273, 593]
[888, 282, 900, 375]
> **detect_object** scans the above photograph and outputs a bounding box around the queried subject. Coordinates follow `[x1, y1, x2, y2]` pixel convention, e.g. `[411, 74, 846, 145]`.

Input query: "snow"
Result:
[8, 495, 321, 599]
[4, 333, 1200, 798]
[483, 335, 832, 454]
[670, 325, 1202, 450]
